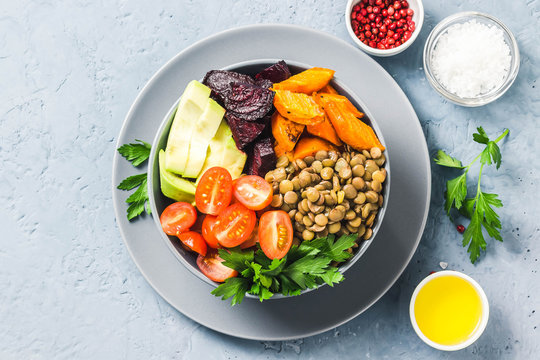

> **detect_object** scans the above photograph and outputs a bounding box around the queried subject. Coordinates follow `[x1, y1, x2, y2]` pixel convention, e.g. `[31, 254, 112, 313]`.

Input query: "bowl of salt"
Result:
[423, 11, 520, 107]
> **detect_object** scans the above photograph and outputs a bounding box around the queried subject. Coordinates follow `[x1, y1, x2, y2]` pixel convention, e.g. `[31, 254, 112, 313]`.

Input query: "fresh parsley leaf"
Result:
[434, 150, 464, 169]
[435, 127, 508, 264]
[472, 127, 489, 144]
[284, 255, 332, 276]
[284, 269, 311, 290]
[286, 239, 323, 262]
[117, 139, 151, 221]
[459, 198, 476, 218]
[211, 277, 250, 306]
[483, 221, 503, 242]
[319, 267, 344, 286]
[463, 211, 486, 263]
[218, 247, 253, 272]
[281, 255, 332, 290]
[480, 142, 502, 169]
[248, 280, 274, 302]
[258, 287, 274, 302]
[279, 274, 302, 296]
[444, 173, 468, 214]
[261, 258, 287, 277]
[117, 139, 151, 167]
[482, 192, 503, 208]
[270, 277, 280, 293]
[211, 234, 356, 305]
[117, 173, 147, 190]
[488, 142, 502, 167]
[249, 282, 260, 296]
[259, 274, 273, 289]
[254, 247, 273, 268]
[240, 267, 254, 278]
[478, 192, 502, 229]
[320, 234, 357, 262]
[125, 178, 151, 220]
[249, 262, 263, 283]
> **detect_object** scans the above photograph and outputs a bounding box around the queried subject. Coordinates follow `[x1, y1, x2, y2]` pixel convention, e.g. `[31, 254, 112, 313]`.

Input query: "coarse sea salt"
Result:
[431, 20, 511, 98]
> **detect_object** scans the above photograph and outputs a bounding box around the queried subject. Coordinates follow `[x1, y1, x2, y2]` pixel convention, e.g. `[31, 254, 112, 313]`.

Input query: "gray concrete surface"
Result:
[1, 0, 538, 358]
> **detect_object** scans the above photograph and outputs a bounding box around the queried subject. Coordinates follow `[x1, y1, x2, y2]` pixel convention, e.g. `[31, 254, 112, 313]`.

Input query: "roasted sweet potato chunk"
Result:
[318, 84, 339, 95]
[293, 136, 337, 160]
[274, 142, 294, 161]
[273, 67, 335, 94]
[273, 89, 324, 125]
[271, 112, 305, 152]
[306, 114, 342, 146]
[314, 93, 364, 118]
[323, 101, 385, 151]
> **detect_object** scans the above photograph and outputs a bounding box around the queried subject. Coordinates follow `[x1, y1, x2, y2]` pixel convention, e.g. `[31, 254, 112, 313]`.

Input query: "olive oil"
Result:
[413, 274, 483, 346]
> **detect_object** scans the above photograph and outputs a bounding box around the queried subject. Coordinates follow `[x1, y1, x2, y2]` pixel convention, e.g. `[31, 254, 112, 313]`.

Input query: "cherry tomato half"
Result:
[160, 202, 197, 236]
[233, 175, 273, 211]
[196, 250, 238, 282]
[201, 215, 220, 249]
[240, 223, 259, 249]
[195, 167, 232, 215]
[177, 231, 207, 256]
[258, 210, 293, 260]
[229, 178, 241, 204]
[214, 203, 256, 248]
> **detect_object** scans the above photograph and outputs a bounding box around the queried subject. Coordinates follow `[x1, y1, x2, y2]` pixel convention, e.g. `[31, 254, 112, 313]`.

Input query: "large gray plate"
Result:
[112, 24, 431, 341]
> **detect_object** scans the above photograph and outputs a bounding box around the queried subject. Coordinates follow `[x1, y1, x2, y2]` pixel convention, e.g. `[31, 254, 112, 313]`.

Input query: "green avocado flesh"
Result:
[197, 120, 247, 183]
[182, 98, 225, 178]
[159, 149, 196, 203]
[164, 80, 211, 175]
[160, 81, 247, 200]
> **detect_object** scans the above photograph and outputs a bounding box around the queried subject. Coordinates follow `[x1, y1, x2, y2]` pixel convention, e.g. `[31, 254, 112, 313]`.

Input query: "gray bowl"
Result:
[147, 59, 390, 299]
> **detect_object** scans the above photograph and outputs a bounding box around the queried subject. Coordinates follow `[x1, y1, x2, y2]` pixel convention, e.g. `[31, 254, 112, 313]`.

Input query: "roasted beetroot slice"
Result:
[255, 78, 273, 89]
[226, 112, 266, 150]
[255, 60, 291, 83]
[255, 114, 272, 139]
[246, 137, 276, 177]
[202, 70, 255, 103]
[224, 82, 274, 121]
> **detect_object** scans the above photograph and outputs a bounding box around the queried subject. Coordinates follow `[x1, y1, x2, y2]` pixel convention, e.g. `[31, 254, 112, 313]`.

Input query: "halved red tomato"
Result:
[195, 167, 232, 215]
[201, 215, 220, 249]
[229, 178, 241, 204]
[160, 202, 197, 236]
[258, 210, 293, 260]
[214, 203, 256, 247]
[240, 223, 259, 249]
[196, 250, 238, 282]
[233, 175, 273, 210]
[177, 231, 207, 256]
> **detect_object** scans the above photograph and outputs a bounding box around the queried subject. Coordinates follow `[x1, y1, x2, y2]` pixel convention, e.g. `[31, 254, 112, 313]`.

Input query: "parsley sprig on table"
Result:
[117, 140, 151, 220]
[211, 234, 357, 305]
[434, 127, 509, 263]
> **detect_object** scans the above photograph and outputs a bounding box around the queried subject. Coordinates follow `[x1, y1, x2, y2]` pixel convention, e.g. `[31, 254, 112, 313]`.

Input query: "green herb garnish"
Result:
[211, 234, 357, 305]
[117, 139, 151, 220]
[434, 127, 509, 263]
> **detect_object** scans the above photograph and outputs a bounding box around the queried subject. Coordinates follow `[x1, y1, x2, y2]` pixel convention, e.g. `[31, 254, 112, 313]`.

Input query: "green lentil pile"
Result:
[265, 146, 386, 247]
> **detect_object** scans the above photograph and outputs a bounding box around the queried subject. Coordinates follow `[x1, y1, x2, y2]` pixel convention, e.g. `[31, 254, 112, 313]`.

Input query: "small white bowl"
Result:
[423, 12, 520, 107]
[345, 0, 424, 57]
[409, 270, 489, 351]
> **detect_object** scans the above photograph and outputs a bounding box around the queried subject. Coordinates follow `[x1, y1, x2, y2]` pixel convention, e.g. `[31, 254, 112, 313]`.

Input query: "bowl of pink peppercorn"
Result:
[346, 0, 424, 57]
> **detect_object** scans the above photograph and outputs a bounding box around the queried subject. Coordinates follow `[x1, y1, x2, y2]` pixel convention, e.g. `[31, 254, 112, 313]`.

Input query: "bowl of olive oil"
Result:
[409, 270, 489, 351]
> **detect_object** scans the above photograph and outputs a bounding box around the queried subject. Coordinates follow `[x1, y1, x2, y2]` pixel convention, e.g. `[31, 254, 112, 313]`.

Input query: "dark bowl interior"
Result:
[148, 59, 390, 298]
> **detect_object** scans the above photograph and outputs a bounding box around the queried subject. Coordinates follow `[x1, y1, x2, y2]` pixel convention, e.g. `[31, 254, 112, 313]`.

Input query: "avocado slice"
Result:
[197, 120, 247, 183]
[164, 80, 211, 175]
[182, 98, 225, 178]
[159, 149, 196, 203]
